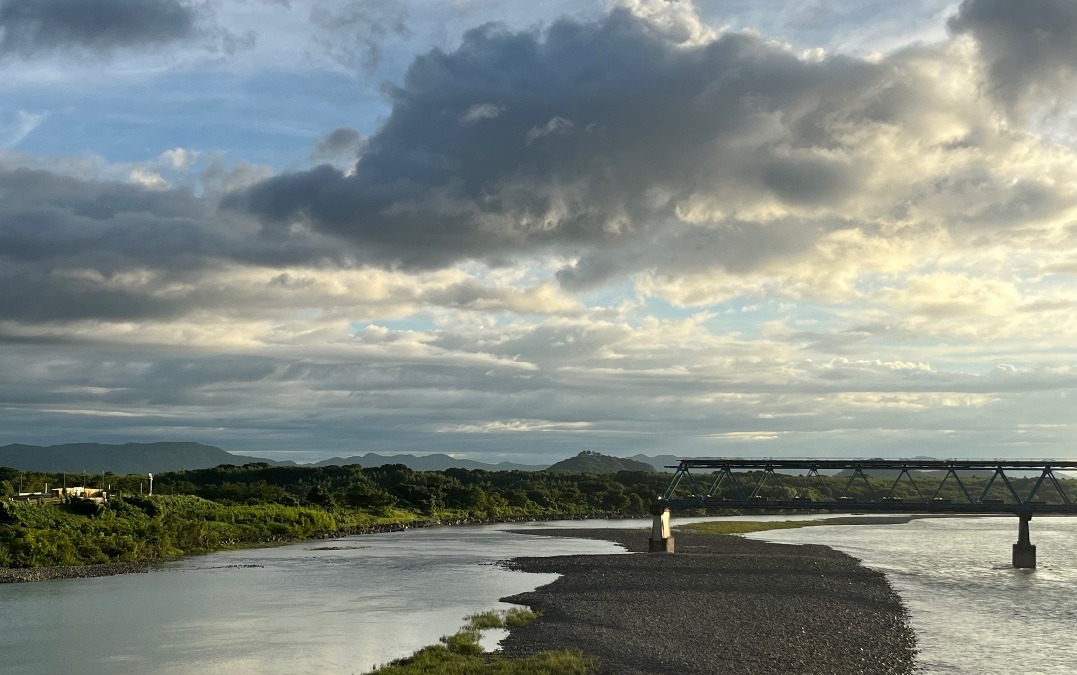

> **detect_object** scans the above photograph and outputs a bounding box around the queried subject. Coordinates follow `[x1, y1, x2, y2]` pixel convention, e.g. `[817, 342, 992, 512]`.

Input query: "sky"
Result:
[2, 0, 1077, 464]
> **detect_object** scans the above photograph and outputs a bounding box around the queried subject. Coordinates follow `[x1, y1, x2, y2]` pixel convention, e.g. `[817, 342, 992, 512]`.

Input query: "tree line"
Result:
[3, 463, 1073, 569]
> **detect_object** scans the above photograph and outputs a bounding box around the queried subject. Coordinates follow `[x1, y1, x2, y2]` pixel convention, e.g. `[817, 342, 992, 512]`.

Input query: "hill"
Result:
[546, 451, 655, 474]
[628, 454, 681, 471]
[0, 442, 284, 474]
[310, 453, 543, 472]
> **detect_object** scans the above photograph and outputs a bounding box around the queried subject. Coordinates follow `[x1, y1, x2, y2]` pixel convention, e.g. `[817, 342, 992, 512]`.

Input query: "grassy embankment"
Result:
[0, 494, 418, 568]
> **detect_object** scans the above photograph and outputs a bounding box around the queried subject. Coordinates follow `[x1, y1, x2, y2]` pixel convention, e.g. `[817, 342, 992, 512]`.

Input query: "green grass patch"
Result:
[464, 608, 542, 631]
[464, 610, 505, 631]
[370, 642, 593, 674]
[372, 609, 590, 674]
[676, 519, 841, 536]
[503, 608, 540, 628]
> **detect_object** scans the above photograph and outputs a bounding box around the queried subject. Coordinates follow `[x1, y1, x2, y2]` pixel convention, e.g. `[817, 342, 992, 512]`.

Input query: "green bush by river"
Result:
[0, 494, 418, 567]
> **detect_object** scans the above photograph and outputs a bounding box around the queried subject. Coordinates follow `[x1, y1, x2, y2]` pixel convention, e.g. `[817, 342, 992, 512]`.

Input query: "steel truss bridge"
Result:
[651, 458, 1077, 567]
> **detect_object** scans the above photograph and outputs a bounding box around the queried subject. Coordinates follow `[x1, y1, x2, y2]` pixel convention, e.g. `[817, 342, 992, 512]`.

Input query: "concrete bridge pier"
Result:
[648, 504, 674, 553]
[1012, 512, 1036, 569]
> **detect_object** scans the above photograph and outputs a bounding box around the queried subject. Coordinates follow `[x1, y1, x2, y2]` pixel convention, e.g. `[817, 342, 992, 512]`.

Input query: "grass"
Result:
[675, 519, 845, 536]
[370, 608, 593, 674]
[464, 608, 541, 630]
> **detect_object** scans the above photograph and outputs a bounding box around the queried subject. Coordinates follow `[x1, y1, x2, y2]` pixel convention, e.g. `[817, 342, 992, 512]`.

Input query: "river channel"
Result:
[3, 514, 1076, 674]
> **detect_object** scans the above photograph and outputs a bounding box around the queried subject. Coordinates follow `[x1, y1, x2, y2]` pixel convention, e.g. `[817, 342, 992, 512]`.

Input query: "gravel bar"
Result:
[499, 528, 916, 675]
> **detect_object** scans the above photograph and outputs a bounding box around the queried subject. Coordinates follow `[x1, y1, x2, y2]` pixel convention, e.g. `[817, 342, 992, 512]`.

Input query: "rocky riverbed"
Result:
[499, 528, 916, 675]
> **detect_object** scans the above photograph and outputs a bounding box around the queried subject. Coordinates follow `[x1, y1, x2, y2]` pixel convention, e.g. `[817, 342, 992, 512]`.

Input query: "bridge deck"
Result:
[658, 458, 1077, 514]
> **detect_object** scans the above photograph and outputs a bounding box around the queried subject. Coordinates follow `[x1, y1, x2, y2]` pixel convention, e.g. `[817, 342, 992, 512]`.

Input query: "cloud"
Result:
[0, 167, 340, 322]
[310, 127, 367, 166]
[127, 167, 168, 189]
[948, 0, 1077, 114]
[0, 164, 585, 326]
[158, 147, 199, 171]
[525, 116, 576, 144]
[231, 6, 891, 270]
[459, 103, 504, 125]
[230, 1, 1077, 298]
[0, 0, 197, 56]
[4, 1, 1077, 460]
[309, 0, 409, 72]
[0, 0, 257, 59]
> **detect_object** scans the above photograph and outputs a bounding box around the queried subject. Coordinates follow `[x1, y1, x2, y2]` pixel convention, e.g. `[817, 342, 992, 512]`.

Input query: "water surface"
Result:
[0, 524, 625, 674]
[749, 515, 1077, 675]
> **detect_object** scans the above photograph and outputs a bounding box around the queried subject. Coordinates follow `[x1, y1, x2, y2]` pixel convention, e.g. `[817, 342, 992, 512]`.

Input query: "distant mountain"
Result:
[311, 453, 544, 472]
[0, 442, 691, 475]
[546, 451, 655, 474]
[0, 442, 287, 474]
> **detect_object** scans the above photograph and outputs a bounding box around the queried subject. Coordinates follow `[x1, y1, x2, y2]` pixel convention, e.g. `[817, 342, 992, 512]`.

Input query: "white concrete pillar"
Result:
[648, 505, 675, 553]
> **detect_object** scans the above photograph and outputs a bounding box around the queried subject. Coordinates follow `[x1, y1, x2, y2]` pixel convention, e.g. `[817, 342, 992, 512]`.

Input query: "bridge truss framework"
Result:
[653, 458, 1077, 567]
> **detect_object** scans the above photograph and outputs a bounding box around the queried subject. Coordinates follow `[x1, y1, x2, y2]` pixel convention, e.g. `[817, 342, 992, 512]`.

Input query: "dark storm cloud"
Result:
[0, 168, 338, 322]
[310, 127, 366, 163]
[948, 0, 1077, 111]
[0, 0, 258, 58]
[0, 0, 196, 55]
[233, 6, 936, 281]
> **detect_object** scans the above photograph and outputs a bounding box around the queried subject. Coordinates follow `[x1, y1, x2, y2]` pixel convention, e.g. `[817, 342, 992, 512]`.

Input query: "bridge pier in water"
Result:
[1012, 512, 1036, 569]
[648, 505, 674, 553]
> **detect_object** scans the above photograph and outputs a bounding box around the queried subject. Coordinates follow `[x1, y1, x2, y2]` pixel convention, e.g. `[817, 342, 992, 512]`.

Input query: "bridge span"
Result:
[649, 458, 1077, 568]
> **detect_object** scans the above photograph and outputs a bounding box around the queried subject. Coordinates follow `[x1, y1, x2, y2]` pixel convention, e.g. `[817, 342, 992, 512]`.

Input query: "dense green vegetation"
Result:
[370, 608, 593, 675]
[0, 463, 671, 568]
[0, 493, 415, 568]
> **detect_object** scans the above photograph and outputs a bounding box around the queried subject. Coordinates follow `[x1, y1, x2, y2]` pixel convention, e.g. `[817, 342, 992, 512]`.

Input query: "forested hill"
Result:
[0, 442, 282, 474]
[547, 451, 655, 474]
[312, 453, 543, 472]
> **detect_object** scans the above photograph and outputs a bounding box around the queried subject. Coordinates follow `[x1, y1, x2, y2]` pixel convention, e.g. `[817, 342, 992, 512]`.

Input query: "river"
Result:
[749, 515, 1077, 675]
[2, 515, 1075, 674]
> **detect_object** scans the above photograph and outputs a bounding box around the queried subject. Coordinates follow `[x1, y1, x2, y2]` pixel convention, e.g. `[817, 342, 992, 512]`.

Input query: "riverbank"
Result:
[0, 560, 152, 583]
[0, 512, 613, 583]
[499, 527, 916, 675]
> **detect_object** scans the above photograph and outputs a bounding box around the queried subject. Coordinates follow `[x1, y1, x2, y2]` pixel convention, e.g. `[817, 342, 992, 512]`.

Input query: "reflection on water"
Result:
[749, 516, 1077, 675]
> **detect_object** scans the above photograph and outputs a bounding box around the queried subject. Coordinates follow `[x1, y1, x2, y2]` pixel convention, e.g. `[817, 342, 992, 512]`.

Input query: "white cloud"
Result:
[459, 103, 503, 125]
[128, 167, 167, 188]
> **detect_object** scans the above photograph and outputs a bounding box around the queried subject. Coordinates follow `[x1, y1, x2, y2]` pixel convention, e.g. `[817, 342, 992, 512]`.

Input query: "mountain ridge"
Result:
[0, 442, 679, 474]
[0, 442, 281, 474]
